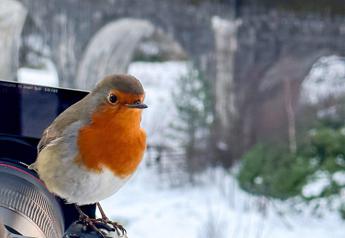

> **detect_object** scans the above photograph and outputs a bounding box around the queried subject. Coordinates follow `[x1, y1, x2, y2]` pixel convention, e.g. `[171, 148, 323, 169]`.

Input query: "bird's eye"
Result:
[108, 94, 117, 104]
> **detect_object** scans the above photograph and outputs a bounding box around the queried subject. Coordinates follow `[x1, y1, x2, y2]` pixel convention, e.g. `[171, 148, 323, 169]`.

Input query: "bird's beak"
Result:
[126, 103, 148, 109]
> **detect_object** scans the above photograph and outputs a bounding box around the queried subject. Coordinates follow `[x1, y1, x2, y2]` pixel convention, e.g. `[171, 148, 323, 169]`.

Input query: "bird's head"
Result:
[95, 74, 147, 109]
[89, 74, 147, 113]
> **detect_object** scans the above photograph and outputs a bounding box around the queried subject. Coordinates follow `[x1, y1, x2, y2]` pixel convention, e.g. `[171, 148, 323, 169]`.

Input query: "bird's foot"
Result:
[95, 202, 127, 237]
[78, 214, 114, 238]
[96, 218, 127, 237]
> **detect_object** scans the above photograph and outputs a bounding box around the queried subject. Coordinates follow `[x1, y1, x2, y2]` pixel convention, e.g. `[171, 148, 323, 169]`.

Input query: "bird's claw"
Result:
[78, 215, 109, 238]
[96, 219, 127, 237]
[110, 222, 127, 237]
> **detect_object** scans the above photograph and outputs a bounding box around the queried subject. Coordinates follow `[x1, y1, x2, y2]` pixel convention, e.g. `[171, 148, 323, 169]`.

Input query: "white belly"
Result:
[35, 145, 128, 205]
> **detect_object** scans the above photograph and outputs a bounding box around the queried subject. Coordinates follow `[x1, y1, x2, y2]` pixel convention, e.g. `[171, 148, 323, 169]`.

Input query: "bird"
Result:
[29, 74, 147, 236]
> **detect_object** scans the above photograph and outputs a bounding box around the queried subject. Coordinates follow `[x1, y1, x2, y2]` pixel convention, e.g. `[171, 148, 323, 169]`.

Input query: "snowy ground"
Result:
[101, 165, 345, 238]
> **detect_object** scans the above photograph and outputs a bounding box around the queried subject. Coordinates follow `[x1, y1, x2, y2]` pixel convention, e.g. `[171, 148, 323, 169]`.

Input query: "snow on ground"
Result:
[301, 170, 345, 215]
[302, 171, 331, 197]
[101, 165, 345, 238]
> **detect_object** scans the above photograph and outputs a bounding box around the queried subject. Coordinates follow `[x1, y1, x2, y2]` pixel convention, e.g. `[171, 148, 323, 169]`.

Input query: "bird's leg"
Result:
[96, 202, 108, 220]
[75, 204, 89, 220]
[96, 202, 127, 237]
[74, 204, 108, 238]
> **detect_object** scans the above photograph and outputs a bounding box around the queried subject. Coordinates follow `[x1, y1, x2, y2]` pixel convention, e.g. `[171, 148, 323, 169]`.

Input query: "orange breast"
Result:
[76, 105, 146, 178]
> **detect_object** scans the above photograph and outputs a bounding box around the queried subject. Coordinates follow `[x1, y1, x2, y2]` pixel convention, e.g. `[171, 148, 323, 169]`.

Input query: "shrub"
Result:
[238, 144, 311, 200]
[238, 126, 345, 218]
[304, 127, 345, 174]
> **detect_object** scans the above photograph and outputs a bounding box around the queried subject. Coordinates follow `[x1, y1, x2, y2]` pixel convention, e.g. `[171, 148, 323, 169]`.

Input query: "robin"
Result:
[29, 74, 147, 236]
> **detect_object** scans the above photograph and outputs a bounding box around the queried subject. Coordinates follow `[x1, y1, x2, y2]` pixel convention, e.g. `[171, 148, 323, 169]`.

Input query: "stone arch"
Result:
[258, 50, 331, 94]
[244, 50, 334, 148]
[76, 18, 187, 90]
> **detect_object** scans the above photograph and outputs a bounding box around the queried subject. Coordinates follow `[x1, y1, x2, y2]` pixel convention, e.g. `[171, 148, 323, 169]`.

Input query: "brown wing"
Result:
[37, 93, 91, 154]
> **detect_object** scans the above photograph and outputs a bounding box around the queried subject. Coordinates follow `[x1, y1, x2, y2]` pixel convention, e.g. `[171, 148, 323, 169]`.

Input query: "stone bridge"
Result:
[1, 0, 345, 162]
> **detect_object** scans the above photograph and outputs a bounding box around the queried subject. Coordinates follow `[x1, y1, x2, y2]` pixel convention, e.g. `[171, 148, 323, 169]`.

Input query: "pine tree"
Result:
[171, 65, 213, 181]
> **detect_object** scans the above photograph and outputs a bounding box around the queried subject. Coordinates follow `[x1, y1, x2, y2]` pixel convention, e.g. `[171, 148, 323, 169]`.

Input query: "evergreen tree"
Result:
[171, 65, 213, 180]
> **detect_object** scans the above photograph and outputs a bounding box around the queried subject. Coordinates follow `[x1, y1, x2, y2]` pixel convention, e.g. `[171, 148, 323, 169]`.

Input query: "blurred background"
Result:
[1, 0, 345, 237]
